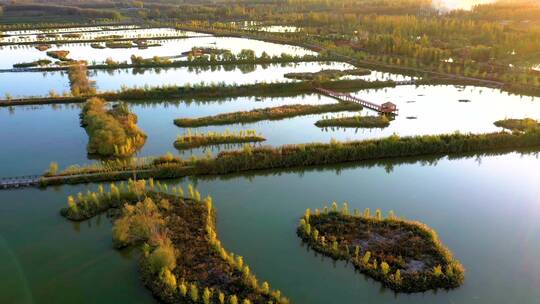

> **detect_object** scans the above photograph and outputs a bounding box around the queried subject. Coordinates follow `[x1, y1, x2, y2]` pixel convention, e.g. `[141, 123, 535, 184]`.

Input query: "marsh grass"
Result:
[315, 113, 391, 128]
[298, 205, 465, 292]
[174, 102, 363, 127]
[284, 68, 371, 81]
[41, 129, 540, 185]
[494, 118, 540, 132]
[80, 97, 146, 157]
[60, 181, 289, 304]
[174, 129, 265, 150]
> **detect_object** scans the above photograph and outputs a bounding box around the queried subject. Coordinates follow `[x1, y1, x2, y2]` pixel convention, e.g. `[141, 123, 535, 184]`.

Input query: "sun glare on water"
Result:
[434, 0, 495, 10]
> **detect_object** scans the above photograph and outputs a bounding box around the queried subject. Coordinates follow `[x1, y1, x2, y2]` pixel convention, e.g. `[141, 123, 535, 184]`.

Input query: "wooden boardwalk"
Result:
[315, 87, 398, 114]
[0, 175, 41, 189]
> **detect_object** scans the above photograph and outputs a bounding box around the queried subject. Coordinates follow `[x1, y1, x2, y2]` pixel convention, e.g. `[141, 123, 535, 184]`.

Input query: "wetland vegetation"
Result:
[284, 68, 371, 81]
[3, 1, 540, 303]
[174, 129, 265, 150]
[0, 78, 394, 107]
[40, 129, 540, 186]
[61, 181, 289, 304]
[80, 97, 146, 157]
[494, 118, 540, 132]
[68, 63, 96, 96]
[315, 114, 391, 129]
[12, 59, 52, 68]
[46, 50, 71, 61]
[297, 204, 464, 292]
[174, 102, 363, 127]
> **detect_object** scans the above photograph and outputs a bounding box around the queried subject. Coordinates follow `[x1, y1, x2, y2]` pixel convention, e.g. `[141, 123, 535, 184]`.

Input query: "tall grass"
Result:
[298, 204, 465, 292]
[174, 102, 363, 127]
[81, 97, 146, 157]
[174, 129, 265, 150]
[315, 113, 391, 128]
[41, 129, 540, 185]
[60, 181, 289, 304]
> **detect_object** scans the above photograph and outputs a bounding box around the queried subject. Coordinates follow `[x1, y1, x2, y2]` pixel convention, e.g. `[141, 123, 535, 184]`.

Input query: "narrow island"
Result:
[174, 129, 265, 150]
[284, 68, 371, 81]
[13, 59, 52, 68]
[46, 50, 71, 61]
[494, 118, 540, 132]
[81, 97, 147, 157]
[41, 128, 540, 186]
[174, 102, 363, 127]
[315, 114, 391, 128]
[297, 203, 465, 293]
[35, 44, 52, 51]
[61, 180, 289, 304]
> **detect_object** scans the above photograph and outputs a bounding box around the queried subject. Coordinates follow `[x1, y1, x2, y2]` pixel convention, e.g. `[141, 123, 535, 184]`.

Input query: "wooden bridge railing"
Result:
[0, 175, 41, 189]
[315, 87, 397, 114]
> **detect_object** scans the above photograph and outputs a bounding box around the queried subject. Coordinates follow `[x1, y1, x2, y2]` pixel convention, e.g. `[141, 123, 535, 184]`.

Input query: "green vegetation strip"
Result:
[13, 59, 52, 68]
[298, 204, 464, 293]
[4, 54, 337, 72]
[61, 181, 289, 304]
[46, 50, 71, 61]
[0, 79, 394, 107]
[81, 98, 146, 157]
[174, 102, 363, 127]
[284, 68, 371, 81]
[315, 114, 391, 128]
[494, 118, 540, 132]
[174, 130, 265, 150]
[0, 35, 194, 47]
[41, 129, 540, 186]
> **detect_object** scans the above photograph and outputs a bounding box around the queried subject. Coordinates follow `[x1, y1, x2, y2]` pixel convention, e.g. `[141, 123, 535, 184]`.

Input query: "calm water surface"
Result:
[0, 61, 357, 97]
[2, 24, 539, 304]
[0, 34, 315, 70]
[1, 85, 538, 177]
[1, 153, 539, 303]
[0, 27, 196, 43]
[1, 25, 140, 37]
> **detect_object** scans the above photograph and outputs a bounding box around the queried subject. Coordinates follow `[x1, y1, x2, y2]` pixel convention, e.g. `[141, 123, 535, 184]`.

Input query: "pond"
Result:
[0, 34, 315, 70]
[1, 151, 539, 303]
[0, 27, 193, 44]
[1, 25, 141, 37]
[0, 61, 368, 98]
[435, 0, 495, 11]
[1, 84, 538, 177]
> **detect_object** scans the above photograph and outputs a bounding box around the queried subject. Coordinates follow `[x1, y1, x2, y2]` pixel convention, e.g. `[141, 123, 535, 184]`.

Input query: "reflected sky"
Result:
[1, 84, 538, 177]
[0, 27, 195, 43]
[0, 61, 366, 98]
[3, 152, 538, 303]
[434, 0, 494, 10]
[0, 34, 315, 70]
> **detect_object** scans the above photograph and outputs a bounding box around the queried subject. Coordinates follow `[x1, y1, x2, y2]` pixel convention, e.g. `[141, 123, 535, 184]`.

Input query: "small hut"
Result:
[381, 102, 397, 113]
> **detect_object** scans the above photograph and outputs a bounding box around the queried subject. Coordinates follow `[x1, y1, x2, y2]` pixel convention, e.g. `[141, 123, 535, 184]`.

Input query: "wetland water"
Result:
[1, 24, 540, 304]
[1, 152, 539, 303]
[0, 61, 357, 98]
[1, 84, 538, 177]
[0, 34, 315, 70]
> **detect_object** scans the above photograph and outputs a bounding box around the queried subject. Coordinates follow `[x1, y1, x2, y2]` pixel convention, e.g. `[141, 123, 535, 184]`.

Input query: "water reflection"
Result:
[1, 84, 539, 177]
[0, 34, 316, 69]
[0, 61, 364, 97]
[186, 149, 540, 183]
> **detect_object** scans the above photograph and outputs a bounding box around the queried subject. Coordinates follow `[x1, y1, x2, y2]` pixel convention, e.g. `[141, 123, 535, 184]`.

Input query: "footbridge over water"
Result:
[0, 175, 41, 189]
[315, 87, 398, 115]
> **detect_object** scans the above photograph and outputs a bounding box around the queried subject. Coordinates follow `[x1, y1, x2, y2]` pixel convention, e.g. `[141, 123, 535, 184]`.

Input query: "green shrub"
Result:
[148, 243, 177, 274]
[80, 97, 146, 157]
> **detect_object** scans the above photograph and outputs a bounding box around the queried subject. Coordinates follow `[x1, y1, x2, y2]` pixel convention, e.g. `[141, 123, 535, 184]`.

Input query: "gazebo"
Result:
[380, 102, 397, 114]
